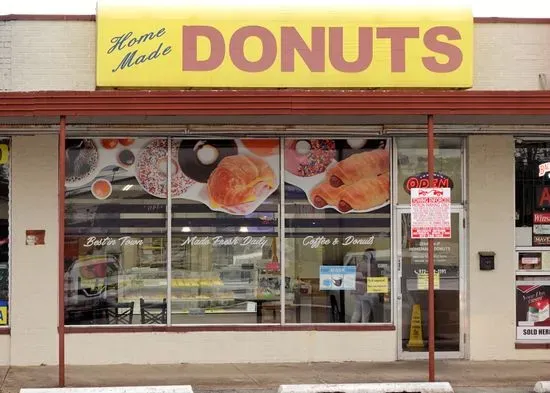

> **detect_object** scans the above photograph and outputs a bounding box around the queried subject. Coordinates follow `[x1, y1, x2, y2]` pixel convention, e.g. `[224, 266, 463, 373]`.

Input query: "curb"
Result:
[278, 383, 454, 393]
[20, 387, 194, 393]
[535, 381, 550, 393]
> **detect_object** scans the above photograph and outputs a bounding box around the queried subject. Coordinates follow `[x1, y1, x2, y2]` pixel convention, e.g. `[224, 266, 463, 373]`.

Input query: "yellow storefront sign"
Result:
[96, 0, 473, 88]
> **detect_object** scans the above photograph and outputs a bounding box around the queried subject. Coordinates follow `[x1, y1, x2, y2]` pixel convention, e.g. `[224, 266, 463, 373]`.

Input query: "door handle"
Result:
[398, 257, 402, 277]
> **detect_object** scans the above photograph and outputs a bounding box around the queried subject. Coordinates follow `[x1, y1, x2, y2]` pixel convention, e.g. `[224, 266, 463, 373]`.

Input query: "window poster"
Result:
[65, 138, 390, 215]
[319, 266, 356, 290]
[410, 188, 451, 239]
[65, 138, 280, 215]
[518, 252, 542, 270]
[284, 139, 389, 213]
[516, 284, 550, 341]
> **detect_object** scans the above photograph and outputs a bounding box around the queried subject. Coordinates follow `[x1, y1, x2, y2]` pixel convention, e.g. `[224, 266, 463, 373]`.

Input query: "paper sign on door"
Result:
[417, 272, 440, 290]
[367, 277, 389, 293]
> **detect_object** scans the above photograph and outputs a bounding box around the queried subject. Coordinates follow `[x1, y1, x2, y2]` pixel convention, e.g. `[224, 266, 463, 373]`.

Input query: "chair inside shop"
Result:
[140, 298, 167, 324]
[105, 301, 135, 324]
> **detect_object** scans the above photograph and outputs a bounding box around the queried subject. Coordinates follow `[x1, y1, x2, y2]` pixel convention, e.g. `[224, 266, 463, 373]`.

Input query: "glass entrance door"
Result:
[396, 209, 464, 359]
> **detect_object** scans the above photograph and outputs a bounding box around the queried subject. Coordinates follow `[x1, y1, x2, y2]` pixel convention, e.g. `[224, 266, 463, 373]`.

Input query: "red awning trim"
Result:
[2, 90, 550, 117]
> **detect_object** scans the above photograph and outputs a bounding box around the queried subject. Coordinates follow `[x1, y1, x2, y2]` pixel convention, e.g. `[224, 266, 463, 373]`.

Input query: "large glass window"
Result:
[515, 140, 550, 246]
[64, 138, 168, 325]
[515, 140, 550, 342]
[170, 139, 280, 324]
[284, 139, 391, 323]
[396, 137, 463, 205]
[64, 136, 392, 325]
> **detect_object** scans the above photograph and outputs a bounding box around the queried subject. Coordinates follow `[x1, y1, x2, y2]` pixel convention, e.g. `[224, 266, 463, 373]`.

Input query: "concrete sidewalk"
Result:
[1, 360, 549, 393]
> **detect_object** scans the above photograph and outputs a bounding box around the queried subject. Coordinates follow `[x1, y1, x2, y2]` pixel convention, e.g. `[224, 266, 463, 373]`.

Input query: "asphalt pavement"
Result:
[1, 360, 548, 393]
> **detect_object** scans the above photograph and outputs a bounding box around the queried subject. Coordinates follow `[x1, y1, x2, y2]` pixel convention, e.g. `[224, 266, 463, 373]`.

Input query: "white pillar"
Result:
[10, 135, 59, 365]
[468, 135, 516, 360]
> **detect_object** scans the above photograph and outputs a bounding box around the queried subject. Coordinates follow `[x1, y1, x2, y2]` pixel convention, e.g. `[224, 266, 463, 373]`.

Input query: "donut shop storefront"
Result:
[3, 1, 550, 368]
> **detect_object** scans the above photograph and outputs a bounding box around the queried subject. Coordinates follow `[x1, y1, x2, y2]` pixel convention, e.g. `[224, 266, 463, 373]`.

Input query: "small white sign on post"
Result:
[411, 188, 451, 239]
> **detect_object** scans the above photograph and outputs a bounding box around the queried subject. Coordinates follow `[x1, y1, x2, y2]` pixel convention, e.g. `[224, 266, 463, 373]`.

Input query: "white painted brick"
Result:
[0, 21, 11, 91]
[10, 21, 95, 91]
[3, 21, 550, 91]
[473, 24, 550, 90]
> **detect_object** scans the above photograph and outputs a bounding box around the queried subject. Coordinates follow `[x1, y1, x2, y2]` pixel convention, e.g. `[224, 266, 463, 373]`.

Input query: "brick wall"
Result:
[0, 21, 11, 91]
[3, 20, 550, 91]
[474, 24, 550, 90]
[10, 21, 95, 91]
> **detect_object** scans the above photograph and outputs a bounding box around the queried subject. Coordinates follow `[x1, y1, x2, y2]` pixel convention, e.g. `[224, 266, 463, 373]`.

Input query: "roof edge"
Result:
[2, 14, 550, 24]
[0, 14, 95, 21]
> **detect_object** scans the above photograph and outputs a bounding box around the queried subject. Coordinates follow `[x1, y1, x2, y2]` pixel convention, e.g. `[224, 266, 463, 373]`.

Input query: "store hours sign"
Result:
[411, 188, 451, 239]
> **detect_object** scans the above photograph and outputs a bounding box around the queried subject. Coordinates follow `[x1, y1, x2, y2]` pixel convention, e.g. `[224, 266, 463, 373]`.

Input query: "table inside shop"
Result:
[253, 297, 300, 323]
[65, 299, 111, 325]
[65, 299, 133, 325]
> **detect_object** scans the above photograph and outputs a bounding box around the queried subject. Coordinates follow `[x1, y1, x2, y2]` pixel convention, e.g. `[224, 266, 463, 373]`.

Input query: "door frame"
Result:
[394, 206, 467, 360]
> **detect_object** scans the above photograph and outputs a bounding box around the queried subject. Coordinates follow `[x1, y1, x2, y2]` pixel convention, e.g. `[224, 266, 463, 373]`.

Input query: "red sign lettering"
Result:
[422, 26, 463, 72]
[539, 187, 550, 208]
[229, 26, 277, 72]
[534, 212, 550, 224]
[404, 172, 454, 194]
[328, 27, 373, 72]
[376, 27, 420, 72]
[181, 25, 463, 73]
[281, 27, 325, 72]
[182, 26, 225, 71]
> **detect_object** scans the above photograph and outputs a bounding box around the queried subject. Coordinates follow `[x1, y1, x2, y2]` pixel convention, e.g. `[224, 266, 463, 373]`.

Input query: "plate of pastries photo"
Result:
[284, 138, 390, 214]
[135, 139, 196, 198]
[65, 139, 100, 188]
[178, 140, 239, 183]
[175, 139, 280, 215]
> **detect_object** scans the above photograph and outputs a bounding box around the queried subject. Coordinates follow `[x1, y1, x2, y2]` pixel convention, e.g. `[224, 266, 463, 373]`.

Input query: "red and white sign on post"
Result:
[411, 188, 451, 239]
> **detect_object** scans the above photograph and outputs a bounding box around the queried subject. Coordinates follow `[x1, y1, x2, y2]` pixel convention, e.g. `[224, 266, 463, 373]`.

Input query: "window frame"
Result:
[0, 138, 11, 329]
[514, 138, 550, 344]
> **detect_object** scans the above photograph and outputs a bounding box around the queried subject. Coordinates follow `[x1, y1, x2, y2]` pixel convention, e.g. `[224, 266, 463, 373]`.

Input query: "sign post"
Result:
[410, 115, 451, 382]
[58, 116, 66, 387]
[410, 185, 451, 380]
